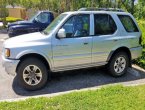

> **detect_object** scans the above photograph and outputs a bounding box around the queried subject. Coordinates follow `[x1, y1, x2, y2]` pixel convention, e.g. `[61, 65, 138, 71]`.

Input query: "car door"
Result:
[52, 14, 92, 69]
[92, 14, 119, 63]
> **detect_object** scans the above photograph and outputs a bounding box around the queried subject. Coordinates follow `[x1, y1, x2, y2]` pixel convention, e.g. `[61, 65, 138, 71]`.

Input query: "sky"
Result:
[135, 0, 138, 4]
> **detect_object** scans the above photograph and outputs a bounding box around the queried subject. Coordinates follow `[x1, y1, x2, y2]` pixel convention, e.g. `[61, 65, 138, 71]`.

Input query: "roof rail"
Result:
[78, 8, 125, 12]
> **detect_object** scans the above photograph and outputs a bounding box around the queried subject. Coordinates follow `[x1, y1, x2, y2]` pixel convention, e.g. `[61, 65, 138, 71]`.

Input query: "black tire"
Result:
[108, 52, 129, 77]
[17, 58, 48, 90]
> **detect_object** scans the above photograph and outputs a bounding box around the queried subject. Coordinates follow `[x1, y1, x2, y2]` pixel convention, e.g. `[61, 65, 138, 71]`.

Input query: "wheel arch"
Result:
[16, 53, 51, 73]
[107, 47, 132, 67]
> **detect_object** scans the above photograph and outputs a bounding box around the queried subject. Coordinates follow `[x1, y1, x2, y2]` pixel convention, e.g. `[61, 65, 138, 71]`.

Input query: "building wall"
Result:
[8, 8, 26, 19]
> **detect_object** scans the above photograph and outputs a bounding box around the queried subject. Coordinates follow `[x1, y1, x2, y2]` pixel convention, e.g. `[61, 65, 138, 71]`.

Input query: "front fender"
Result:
[16, 49, 53, 69]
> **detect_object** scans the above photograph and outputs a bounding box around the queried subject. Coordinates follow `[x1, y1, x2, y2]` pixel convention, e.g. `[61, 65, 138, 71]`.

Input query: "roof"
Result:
[63, 11, 129, 15]
[63, 8, 130, 15]
[78, 8, 125, 12]
[38, 10, 53, 13]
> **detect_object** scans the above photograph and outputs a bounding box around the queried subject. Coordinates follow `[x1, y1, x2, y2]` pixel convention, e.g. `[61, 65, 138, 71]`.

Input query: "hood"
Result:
[4, 32, 49, 48]
[8, 20, 33, 27]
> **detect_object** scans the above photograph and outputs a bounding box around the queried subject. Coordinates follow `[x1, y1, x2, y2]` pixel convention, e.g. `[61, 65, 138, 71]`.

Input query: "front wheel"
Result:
[108, 52, 129, 77]
[17, 58, 48, 90]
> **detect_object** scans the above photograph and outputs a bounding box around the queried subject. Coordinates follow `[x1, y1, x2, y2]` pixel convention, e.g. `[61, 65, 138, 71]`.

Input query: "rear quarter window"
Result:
[118, 15, 139, 32]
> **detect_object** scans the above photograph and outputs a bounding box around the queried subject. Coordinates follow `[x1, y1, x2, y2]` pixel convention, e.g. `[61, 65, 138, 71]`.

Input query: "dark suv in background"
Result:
[7, 11, 55, 37]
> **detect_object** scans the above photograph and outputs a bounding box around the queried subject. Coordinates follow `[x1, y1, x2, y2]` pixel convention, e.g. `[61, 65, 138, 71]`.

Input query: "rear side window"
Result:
[94, 14, 117, 35]
[118, 15, 139, 32]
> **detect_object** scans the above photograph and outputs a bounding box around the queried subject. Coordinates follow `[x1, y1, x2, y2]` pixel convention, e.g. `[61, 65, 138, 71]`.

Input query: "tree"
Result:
[7, 0, 20, 7]
[134, 0, 145, 19]
[0, 0, 8, 27]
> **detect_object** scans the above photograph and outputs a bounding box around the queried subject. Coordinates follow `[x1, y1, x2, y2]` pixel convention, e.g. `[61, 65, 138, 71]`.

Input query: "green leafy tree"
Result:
[134, 0, 145, 19]
[0, 0, 8, 27]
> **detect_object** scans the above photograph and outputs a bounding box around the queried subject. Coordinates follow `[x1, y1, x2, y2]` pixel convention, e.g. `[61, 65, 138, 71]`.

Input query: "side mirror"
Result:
[57, 28, 66, 39]
[34, 18, 40, 23]
[33, 18, 37, 23]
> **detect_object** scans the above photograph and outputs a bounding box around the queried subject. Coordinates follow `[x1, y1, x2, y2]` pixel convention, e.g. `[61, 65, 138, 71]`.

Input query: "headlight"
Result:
[5, 48, 10, 57]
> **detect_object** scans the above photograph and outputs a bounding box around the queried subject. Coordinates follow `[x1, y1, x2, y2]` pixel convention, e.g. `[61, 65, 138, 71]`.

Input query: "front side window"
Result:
[61, 14, 90, 38]
[94, 14, 117, 35]
[118, 15, 139, 32]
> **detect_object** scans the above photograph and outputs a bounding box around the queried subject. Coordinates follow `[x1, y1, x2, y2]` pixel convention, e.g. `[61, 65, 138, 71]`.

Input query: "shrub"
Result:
[133, 49, 145, 68]
[133, 20, 145, 68]
[137, 20, 145, 45]
[0, 17, 23, 23]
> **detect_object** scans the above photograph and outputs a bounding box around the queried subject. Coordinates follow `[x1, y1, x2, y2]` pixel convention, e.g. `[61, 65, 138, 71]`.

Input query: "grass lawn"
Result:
[0, 85, 145, 110]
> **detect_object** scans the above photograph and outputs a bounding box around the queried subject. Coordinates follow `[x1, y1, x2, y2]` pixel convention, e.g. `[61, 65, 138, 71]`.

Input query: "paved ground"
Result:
[0, 33, 145, 101]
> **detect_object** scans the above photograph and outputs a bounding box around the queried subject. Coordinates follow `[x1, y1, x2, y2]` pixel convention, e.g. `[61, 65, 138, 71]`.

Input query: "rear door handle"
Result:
[54, 45, 68, 46]
[113, 39, 118, 42]
[84, 42, 88, 45]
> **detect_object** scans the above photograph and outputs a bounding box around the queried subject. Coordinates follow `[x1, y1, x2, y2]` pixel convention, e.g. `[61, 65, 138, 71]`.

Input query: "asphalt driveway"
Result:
[0, 33, 145, 101]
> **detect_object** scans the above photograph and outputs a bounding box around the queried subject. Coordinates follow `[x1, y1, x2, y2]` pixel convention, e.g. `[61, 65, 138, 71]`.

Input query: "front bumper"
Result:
[2, 55, 20, 76]
[130, 46, 142, 59]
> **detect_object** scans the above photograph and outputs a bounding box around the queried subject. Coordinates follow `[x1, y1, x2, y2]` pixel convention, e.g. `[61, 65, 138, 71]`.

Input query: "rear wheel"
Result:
[17, 58, 48, 90]
[108, 52, 129, 77]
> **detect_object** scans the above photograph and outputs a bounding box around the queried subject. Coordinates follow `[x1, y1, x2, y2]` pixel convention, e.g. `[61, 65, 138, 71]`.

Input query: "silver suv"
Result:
[2, 9, 142, 90]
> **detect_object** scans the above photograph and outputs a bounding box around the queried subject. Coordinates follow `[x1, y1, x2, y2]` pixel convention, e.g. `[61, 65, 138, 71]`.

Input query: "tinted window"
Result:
[94, 14, 117, 35]
[61, 14, 90, 38]
[118, 15, 139, 32]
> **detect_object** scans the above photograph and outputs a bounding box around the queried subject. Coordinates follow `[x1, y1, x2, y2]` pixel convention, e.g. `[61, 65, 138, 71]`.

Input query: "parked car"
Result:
[7, 11, 55, 37]
[2, 8, 142, 90]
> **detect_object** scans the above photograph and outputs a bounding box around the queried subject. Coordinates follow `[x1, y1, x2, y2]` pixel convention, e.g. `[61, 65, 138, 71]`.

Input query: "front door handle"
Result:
[84, 42, 88, 45]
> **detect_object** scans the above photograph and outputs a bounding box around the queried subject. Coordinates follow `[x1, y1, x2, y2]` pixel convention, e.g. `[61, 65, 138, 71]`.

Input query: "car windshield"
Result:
[43, 14, 67, 35]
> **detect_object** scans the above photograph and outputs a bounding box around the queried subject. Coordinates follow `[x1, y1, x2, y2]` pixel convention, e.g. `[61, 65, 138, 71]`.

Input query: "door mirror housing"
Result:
[57, 28, 66, 39]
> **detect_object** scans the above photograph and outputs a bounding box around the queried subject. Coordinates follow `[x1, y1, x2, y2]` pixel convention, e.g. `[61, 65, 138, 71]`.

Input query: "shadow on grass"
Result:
[12, 66, 145, 96]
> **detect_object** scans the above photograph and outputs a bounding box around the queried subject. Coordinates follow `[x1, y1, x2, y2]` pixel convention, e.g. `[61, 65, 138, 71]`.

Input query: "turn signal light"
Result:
[5, 48, 10, 57]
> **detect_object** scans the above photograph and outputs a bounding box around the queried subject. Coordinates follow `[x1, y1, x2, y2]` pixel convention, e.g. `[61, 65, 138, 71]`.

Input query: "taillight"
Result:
[139, 35, 142, 45]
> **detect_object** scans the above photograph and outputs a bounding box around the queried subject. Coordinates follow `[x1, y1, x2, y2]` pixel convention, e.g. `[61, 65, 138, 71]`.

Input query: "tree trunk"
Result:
[131, 0, 135, 14]
[0, 0, 7, 27]
[66, 0, 71, 11]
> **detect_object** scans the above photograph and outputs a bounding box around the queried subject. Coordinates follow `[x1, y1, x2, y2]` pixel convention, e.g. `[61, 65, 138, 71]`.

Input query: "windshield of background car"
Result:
[28, 12, 39, 22]
[43, 14, 67, 34]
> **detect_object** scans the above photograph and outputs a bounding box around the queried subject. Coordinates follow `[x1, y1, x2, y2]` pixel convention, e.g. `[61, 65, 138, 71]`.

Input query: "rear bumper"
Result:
[2, 55, 20, 76]
[130, 46, 142, 59]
